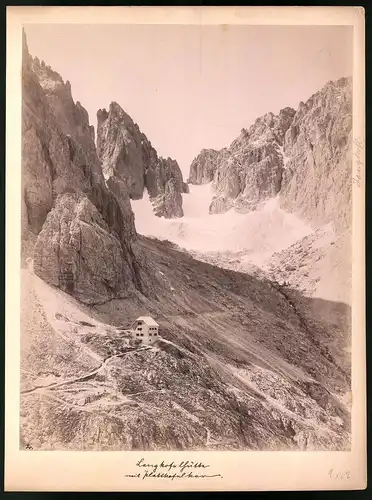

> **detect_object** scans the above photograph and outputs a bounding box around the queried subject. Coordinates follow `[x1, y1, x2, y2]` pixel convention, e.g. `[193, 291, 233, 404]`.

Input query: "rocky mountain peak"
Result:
[22, 27, 29, 59]
[187, 148, 224, 185]
[242, 106, 296, 147]
[96, 100, 187, 217]
[97, 107, 109, 123]
[191, 106, 296, 214]
[28, 51, 102, 185]
[109, 100, 124, 114]
[31, 55, 66, 93]
[98, 101, 136, 131]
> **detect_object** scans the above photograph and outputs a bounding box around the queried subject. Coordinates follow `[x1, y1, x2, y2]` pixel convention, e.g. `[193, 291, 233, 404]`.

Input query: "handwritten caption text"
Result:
[125, 458, 223, 480]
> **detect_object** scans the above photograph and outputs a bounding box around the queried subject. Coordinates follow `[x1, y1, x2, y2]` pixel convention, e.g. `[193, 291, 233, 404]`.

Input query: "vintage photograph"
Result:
[20, 22, 354, 453]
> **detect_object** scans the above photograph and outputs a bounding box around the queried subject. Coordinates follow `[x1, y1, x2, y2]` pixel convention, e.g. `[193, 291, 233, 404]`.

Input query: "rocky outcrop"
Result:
[22, 31, 149, 302]
[187, 148, 221, 184]
[280, 77, 352, 231]
[210, 141, 285, 214]
[188, 108, 296, 214]
[97, 102, 187, 218]
[152, 178, 184, 218]
[33, 193, 146, 304]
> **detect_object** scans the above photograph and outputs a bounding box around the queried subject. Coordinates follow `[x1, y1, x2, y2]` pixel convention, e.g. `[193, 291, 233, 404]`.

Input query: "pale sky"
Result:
[24, 24, 353, 176]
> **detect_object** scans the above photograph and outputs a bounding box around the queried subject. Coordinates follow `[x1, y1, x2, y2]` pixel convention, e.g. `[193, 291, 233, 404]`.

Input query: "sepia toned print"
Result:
[19, 22, 354, 453]
[6, 6, 366, 492]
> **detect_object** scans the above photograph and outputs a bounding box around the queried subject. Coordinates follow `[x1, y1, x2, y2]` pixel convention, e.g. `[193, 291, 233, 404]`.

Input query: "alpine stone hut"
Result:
[132, 316, 159, 345]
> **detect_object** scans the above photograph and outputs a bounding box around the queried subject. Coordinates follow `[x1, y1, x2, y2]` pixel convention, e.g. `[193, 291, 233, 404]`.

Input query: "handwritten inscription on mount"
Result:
[352, 137, 364, 188]
[125, 459, 223, 480]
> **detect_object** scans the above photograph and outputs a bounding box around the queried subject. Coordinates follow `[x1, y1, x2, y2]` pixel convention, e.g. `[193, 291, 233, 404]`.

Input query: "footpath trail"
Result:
[21, 344, 172, 417]
[21, 346, 151, 396]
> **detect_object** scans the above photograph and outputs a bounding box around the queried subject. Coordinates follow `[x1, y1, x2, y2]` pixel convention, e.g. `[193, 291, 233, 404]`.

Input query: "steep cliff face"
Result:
[22, 36, 79, 236]
[22, 31, 148, 303]
[30, 57, 103, 185]
[188, 78, 352, 232]
[280, 77, 352, 231]
[33, 192, 146, 305]
[97, 102, 187, 218]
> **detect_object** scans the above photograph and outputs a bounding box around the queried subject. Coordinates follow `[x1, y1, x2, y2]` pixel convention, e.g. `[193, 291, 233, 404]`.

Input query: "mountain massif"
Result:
[188, 77, 352, 232]
[20, 31, 352, 452]
[22, 36, 149, 305]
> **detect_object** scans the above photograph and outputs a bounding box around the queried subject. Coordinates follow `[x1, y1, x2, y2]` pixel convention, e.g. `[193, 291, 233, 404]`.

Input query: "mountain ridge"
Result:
[188, 76, 352, 233]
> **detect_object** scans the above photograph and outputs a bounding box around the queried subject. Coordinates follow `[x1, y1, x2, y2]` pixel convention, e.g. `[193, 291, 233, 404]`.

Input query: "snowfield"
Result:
[131, 183, 313, 266]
